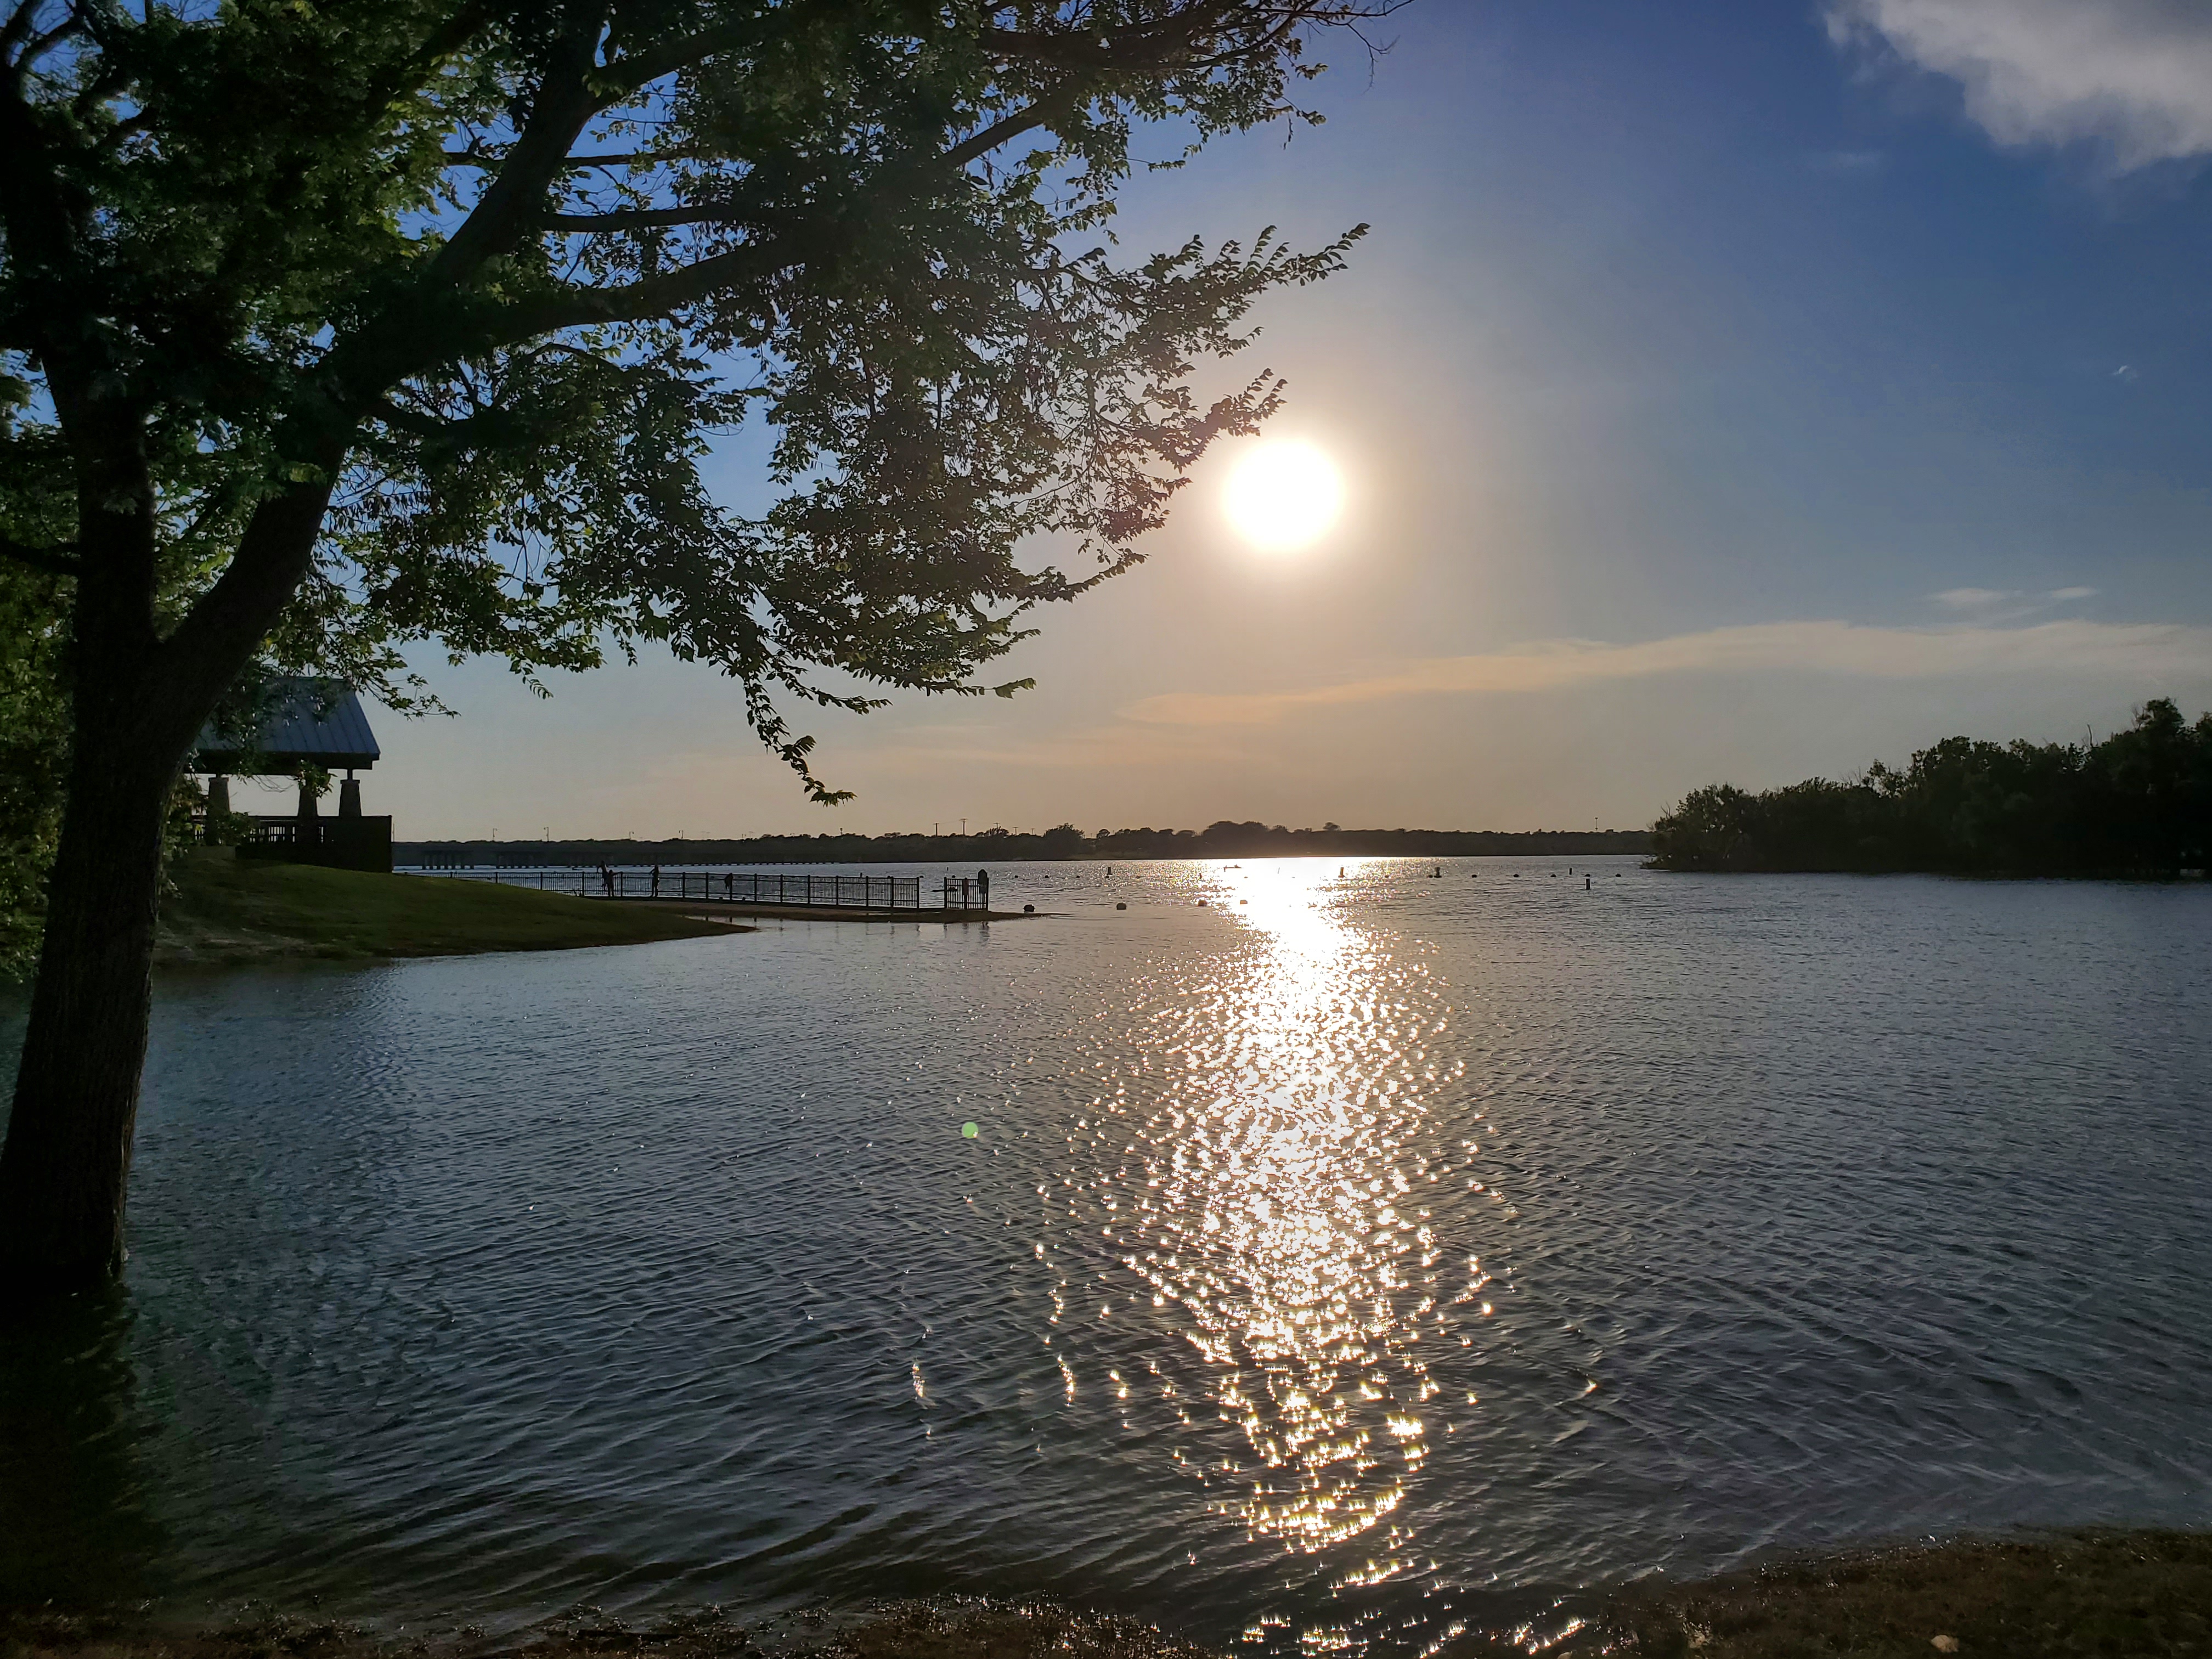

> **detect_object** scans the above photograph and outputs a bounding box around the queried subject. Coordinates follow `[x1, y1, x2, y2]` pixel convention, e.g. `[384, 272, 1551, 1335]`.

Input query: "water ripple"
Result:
[3, 859, 2210, 1653]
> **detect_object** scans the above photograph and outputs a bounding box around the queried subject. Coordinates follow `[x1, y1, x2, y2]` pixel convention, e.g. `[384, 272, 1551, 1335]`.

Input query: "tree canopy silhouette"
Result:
[0, 0, 1385, 1294]
[1650, 700, 2212, 878]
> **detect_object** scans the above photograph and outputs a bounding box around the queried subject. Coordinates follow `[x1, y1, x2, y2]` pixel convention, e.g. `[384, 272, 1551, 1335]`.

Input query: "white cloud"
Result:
[1829, 0, 2212, 168]
[1928, 585, 2097, 616]
[1931, 586, 2015, 608]
[1122, 619, 2212, 727]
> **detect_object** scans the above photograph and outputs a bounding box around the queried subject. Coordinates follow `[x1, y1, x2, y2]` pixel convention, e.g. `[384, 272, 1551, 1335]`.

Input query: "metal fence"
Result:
[408, 868, 928, 910]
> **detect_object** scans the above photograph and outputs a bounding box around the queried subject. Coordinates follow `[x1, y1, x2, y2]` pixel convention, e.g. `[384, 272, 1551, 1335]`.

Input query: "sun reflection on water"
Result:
[1062, 861, 1479, 1560]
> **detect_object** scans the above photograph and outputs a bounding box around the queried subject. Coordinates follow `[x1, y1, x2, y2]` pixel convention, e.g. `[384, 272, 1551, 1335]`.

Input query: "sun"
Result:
[1222, 439, 1345, 551]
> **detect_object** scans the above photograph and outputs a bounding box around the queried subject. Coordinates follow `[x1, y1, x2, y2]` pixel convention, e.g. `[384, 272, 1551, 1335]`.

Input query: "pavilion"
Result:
[191, 679, 392, 873]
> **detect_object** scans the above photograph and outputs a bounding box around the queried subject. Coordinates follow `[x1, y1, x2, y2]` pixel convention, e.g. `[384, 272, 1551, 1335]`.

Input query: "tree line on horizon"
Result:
[399, 821, 1656, 866]
[1650, 698, 2212, 877]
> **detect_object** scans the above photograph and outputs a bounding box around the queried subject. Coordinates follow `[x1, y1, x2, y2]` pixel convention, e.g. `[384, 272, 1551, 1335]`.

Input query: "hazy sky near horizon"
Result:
[353, 0, 2212, 841]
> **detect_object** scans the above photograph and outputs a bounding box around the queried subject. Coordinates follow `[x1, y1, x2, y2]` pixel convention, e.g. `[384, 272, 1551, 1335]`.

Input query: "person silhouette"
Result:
[650, 862, 661, 897]
[977, 868, 991, 910]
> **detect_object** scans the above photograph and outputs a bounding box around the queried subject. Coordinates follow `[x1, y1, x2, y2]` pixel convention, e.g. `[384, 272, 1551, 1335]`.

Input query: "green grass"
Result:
[158, 853, 741, 965]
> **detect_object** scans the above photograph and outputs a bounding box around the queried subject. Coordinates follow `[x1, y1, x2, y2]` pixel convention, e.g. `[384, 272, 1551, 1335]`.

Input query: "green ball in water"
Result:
[961, 1121, 979, 1138]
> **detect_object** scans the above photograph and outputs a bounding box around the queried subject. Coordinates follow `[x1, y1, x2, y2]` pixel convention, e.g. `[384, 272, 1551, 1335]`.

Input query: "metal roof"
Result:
[193, 679, 380, 772]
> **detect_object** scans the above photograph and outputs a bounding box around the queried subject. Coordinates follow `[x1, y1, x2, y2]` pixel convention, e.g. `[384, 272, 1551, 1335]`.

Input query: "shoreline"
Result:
[6, 1532, 2208, 1659]
[153, 854, 747, 968]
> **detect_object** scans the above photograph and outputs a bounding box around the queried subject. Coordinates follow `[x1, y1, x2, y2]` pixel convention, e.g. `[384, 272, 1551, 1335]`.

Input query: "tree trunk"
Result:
[0, 734, 179, 1296]
[0, 354, 343, 1301]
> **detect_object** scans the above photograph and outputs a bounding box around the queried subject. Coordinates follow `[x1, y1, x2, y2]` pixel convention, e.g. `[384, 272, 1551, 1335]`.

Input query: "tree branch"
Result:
[542, 200, 751, 231]
[535, 85, 1077, 239]
[0, 532, 81, 577]
[445, 148, 706, 170]
[482, 235, 797, 343]
[14, 13, 81, 79]
[0, 0, 43, 57]
[0, 26, 104, 399]
[983, 0, 1243, 74]
[600, 20, 767, 93]
[564, 150, 705, 167]
[92, 106, 149, 150]
[150, 470, 344, 758]
[416, 9, 606, 292]
[942, 91, 1074, 170]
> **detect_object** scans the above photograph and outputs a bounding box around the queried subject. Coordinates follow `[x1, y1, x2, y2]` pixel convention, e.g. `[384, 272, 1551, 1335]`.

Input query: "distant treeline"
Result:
[398, 822, 1651, 868]
[1651, 698, 2212, 877]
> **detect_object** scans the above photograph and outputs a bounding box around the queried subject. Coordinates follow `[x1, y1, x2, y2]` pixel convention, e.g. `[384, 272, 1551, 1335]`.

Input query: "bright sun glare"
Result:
[1222, 439, 1344, 551]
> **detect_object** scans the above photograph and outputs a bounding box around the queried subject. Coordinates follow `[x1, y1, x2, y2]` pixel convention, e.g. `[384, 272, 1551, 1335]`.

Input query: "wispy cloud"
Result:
[1123, 619, 2211, 727]
[1828, 0, 2212, 170]
[1929, 584, 2098, 618]
[847, 715, 1240, 775]
[1931, 586, 2015, 609]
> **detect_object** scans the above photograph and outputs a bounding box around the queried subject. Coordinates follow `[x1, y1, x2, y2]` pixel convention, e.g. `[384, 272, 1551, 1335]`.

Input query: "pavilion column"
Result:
[296, 771, 320, 849]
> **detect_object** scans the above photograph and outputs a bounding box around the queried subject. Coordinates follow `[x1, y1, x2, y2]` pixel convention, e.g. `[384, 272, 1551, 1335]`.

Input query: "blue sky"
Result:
[362, 0, 2212, 840]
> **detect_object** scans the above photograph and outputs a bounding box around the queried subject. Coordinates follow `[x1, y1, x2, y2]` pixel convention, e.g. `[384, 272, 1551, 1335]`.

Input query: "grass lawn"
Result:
[157, 854, 742, 966]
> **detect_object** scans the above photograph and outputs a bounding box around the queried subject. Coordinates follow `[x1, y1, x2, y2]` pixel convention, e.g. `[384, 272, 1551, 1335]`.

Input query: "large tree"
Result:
[0, 0, 1380, 1295]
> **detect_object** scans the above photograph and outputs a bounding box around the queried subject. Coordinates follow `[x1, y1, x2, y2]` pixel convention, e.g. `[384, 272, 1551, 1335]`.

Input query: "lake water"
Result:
[3, 857, 2210, 1651]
